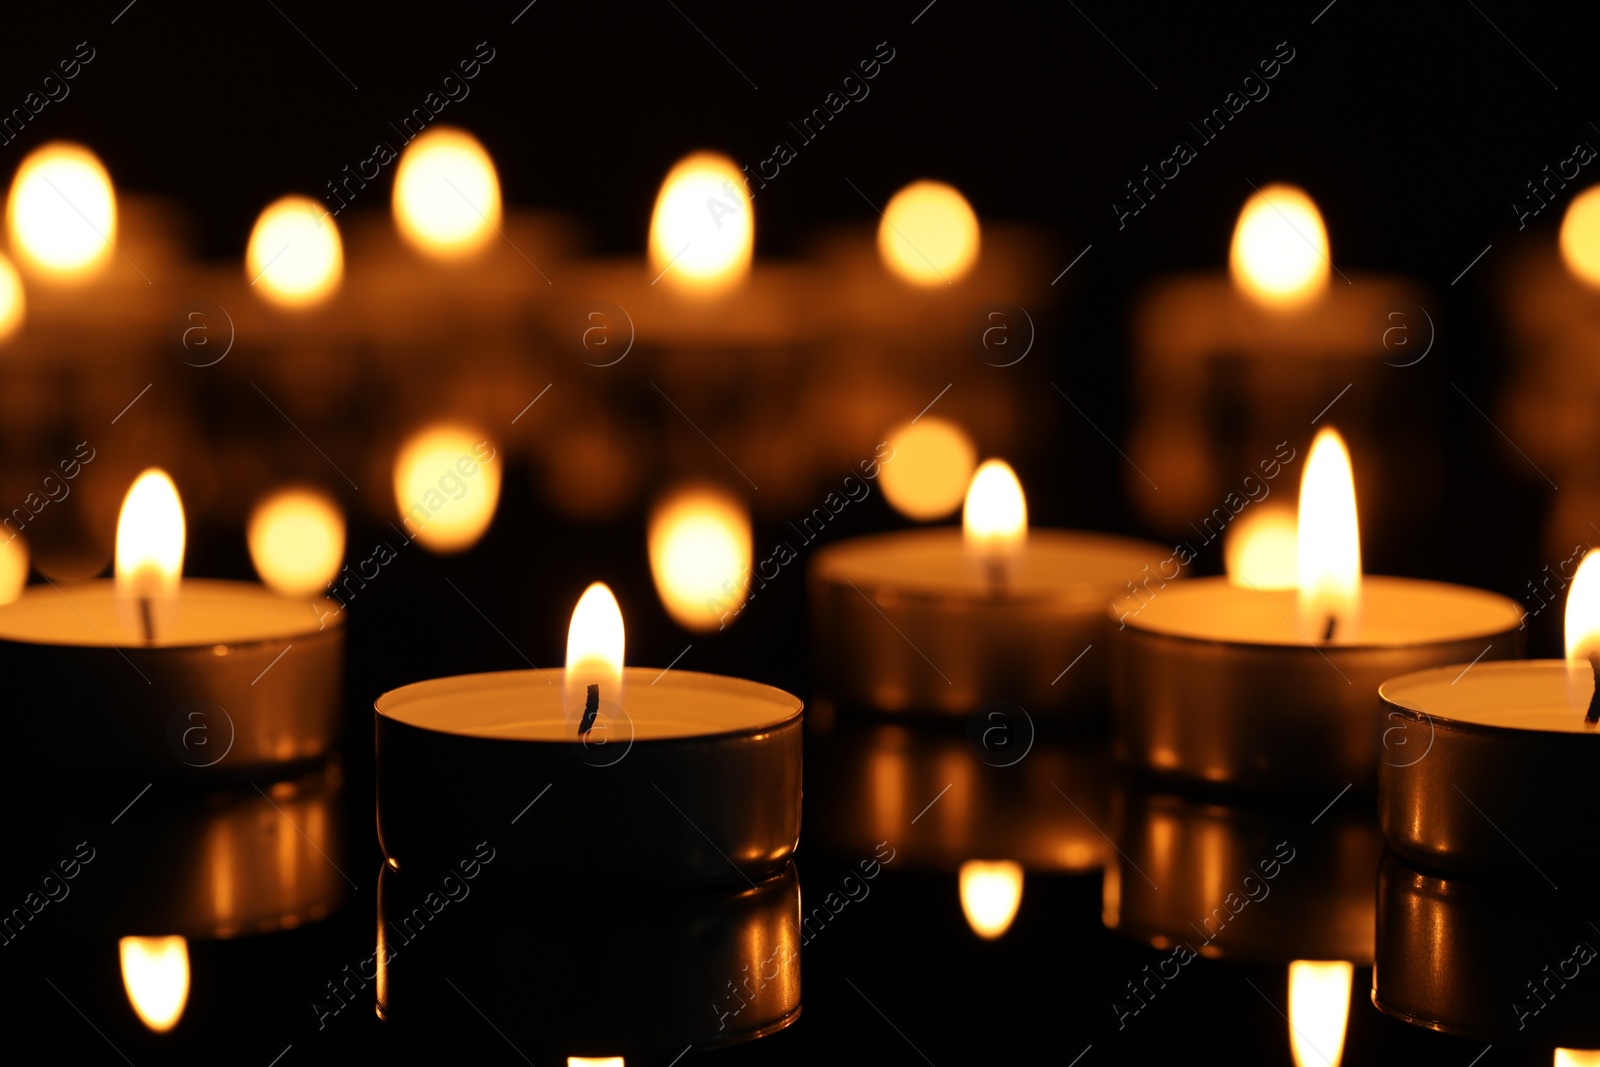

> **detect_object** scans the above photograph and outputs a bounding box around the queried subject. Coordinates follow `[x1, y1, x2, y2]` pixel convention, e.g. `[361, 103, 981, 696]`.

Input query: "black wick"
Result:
[1586, 653, 1600, 726]
[138, 596, 155, 646]
[579, 683, 600, 735]
[1321, 614, 1337, 643]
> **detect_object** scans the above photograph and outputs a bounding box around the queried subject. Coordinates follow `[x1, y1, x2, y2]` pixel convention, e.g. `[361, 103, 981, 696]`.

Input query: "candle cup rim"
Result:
[1379, 659, 1600, 738]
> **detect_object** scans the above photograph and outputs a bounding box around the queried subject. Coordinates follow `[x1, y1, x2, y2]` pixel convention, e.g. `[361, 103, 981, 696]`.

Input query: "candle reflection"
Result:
[1287, 960, 1353, 1067]
[119, 935, 190, 1033]
[958, 860, 1024, 940]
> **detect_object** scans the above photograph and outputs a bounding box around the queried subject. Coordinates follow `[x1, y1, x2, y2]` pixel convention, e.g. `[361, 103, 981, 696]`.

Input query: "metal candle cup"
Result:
[0, 579, 342, 778]
[809, 528, 1169, 716]
[1112, 576, 1523, 792]
[1378, 660, 1600, 885]
[374, 668, 802, 891]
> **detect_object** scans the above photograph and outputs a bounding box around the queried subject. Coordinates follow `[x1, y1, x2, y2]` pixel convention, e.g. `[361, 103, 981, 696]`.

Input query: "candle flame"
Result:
[879, 417, 976, 521]
[878, 180, 981, 286]
[566, 582, 625, 712]
[119, 935, 190, 1033]
[958, 860, 1024, 940]
[1560, 186, 1600, 289]
[568, 1059, 624, 1067]
[248, 488, 345, 599]
[392, 426, 501, 553]
[963, 459, 1027, 549]
[647, 486, 752, 633]
[1296, 428, 1361, 639]
[1555, 1051, 1600, 1067]
[648, 151, 752, 293]
[1230, 184, 1329, 309]
[116, 469, 184, 599]
[1564, 549, 1600, 710]
[393, 127, 500, 259]
[7, 142, 116, 280]
[1225, 504, 1298, 589]
[1287, 960, 1353, 1067]
[247, 195, 343, 308]
[0, 250, 24, 340]
[0, 533, 25, 605]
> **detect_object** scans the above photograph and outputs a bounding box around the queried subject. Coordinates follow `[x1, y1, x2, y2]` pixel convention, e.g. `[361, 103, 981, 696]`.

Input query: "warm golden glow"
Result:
[0, 533, 26, 605]
[879, 417, 976, 521]
[1560, 186, 1600, 288]
[878, 180, 980, 286]
[248, 488, 345, 598]
[115, 469, 184, 599]
[568, 1059, 625, 1067]
[566, 582, 625, 713]
[1287, 961, 1352, 1067]
[0, 250, 24, 339]
[1230, 184, 1329, 309]
[7, 143, 116, 280]
[1226, 504, 1298, 589]
[1564, 549, 1600, 709]
[958, 860, 1024, 940]
[1555, 1051, 1600, 1067]
[393, 127, 500, 259]
[1296, 428, 1361, 638]
[647, 486, 752, 632]
[247, 195, 343, 308]
[963, 459, 1027, 550]
[392, 426, 500, 553]
[648, 151, 752, 292]
[119, 935, 190, 1033]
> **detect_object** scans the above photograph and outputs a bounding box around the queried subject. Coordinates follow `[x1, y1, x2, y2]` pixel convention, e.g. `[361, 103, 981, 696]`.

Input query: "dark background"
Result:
[0, 1, 1591, 1064]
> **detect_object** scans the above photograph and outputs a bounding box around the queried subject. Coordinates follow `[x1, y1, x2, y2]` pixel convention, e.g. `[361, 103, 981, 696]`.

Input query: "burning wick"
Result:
[138, 597, 155, 645]
[579, 683, 600, 736]
[1321, 615, 1337, 643]
[1586, 653, 1600, 726]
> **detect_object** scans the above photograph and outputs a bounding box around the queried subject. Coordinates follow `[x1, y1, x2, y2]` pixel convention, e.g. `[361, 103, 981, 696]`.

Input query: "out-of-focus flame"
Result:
[879, 417, 975, 521]
[119, 935, 190, 1033]
[392, 426, 500, 553]
[959, 860, 1024, 940]
[878, 180, 980, 286]
[1296, 428, 1361, 639]
[248, 488, 345, 598]
[1564, 549, 1600, 710]
[0, 532, 25, 605]
[1560, 186, 1600, 289]
[647, 486, 752, 632]
[1287, 961, 1353, 1067]
[0, 250, 24, 339]
[7, 142, 116, 280]
[648, 151, 752, 293]
[566, 582, 625, 713]
[115, 469, 184, 599]
[1230, 184, 1329, 309]
[393, 127, 500, 259]
[247, 195, 343, 308]
[1225, 504, 1298, 589]
[963, 459, 1027, 550]
[1555, 1051, 1600, 1067]
[568, 1059, 625, 1067]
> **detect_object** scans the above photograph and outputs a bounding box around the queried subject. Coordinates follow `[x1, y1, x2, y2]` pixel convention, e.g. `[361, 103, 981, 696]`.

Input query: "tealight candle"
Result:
[809, 459, 1168, 715]
[374, 582, 802, 889]
[1113, 428, 1523, 791]
[1378, 550, 1600, 885]
[0, 469, 343, 777]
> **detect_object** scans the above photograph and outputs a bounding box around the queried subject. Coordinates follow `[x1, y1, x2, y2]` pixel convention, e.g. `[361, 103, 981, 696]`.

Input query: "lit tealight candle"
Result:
[1378, 549, 1600, 884]
[648, 151, 752, 294]
[392, 126, 500, 259]
[878, 180, 980, 286]
[0, 470, 344, 776]
[1113, 427, 1523, 791]
[247, 194, 343, 309]
[810, 460, 1167, 715]
[6, 142, 116, 281]
[374, 583, 802, 888]
[958, 860, 1024, 940]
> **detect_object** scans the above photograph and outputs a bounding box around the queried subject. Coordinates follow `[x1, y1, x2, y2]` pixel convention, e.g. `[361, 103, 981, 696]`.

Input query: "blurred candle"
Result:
[0, 250, 24, 339]
[247, 194, 343, 308]
[6, 142, 116, 281]
[647, 485, 752, 632]
[1230, 183, 1330, 309]
[878, 180, 980, 286]
[248, 488, 345, 599]
[119, 935, 190, 1033]
[392, 425, 500, 553]
[1560, 185, 1600, 288]
[958, 860, 1023, 940]
[878, 417, 977, 521]
[648, 151, 752, 293]
[393, 126, 500, 259]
